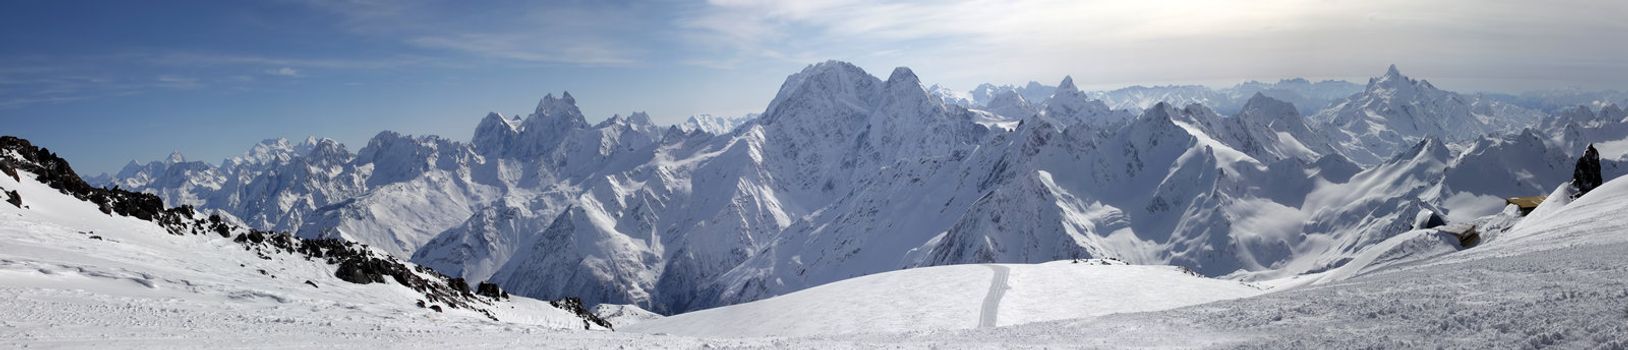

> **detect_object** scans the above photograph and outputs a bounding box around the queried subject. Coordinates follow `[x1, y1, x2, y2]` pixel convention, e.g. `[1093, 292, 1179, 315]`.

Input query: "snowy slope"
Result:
[779, 176, 1628, 349]
[627, 260, 1261, 338]
[0, 168, 602, 341]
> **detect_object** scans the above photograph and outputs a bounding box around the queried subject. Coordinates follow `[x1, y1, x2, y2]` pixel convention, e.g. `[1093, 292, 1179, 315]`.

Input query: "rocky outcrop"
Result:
[1573, 144, 1603, 197]
[476, 282, 509, 300]
[549, 297, 615, 330]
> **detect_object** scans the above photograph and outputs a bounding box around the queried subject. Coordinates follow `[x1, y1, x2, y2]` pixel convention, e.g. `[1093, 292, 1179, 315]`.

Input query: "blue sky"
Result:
[4, 0, 1627, 175]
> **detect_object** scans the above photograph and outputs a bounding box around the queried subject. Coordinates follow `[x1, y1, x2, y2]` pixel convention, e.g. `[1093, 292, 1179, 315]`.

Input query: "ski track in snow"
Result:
[977, 264, 1009, 328]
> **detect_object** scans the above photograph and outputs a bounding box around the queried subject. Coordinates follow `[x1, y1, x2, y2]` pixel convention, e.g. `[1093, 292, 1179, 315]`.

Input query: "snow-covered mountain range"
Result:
[931, 76, 1363, 118]
[1315, 65, 1547, 165]
[679, 113, 758, 134]
[95, 61, 1628, 315]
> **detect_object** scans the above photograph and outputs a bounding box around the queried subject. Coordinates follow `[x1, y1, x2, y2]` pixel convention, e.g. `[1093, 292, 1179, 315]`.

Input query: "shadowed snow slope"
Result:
[626, 260, 1262, 338]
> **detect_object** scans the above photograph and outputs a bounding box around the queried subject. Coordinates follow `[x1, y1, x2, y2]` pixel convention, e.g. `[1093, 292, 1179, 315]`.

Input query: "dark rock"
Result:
[4, 189, 19, 208]
[448, 277, 472, 295]
[334, 258, 387, 284]
[1421, 212, 1446, 229]
[429, 305, 443, 313]
[0, 161, 18, 181]
[550, 297, 615, 330]
[211, 222, 231, 238]
[1573, 144, 1603, 198]
[304, 280, 319, 288]
[476, 282, 508, 300]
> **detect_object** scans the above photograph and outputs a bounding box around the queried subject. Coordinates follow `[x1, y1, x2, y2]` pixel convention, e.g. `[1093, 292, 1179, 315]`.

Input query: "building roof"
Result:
[1506, 196, 1547, 209]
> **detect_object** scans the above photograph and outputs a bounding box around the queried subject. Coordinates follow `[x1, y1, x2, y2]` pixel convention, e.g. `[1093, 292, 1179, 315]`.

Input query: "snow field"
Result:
[627, 260, 1263, 337]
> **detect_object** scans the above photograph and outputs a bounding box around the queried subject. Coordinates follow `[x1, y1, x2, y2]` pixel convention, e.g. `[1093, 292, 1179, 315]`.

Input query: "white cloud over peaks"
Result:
[682, 0, 1628, 91]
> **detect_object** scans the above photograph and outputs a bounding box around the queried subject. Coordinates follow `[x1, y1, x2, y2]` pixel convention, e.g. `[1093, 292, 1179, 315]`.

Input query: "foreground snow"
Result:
[820, 177, 1628, 348]
[627, 260, 1262, 337]
[0, 170, 607, 347]
[5, 164, 1628, 348]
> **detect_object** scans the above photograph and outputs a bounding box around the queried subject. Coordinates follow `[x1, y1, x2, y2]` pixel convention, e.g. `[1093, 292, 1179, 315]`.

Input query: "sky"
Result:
[4, 0, 1627, 175]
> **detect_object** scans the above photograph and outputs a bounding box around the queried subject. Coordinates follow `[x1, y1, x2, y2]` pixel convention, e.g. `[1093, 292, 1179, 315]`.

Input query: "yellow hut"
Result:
[1505, 196, 1546, 216]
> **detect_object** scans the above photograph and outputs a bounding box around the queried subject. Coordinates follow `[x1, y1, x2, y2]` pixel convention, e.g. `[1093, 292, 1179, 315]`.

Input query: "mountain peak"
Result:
[798, 60, 868, 79]
[484, 111, 512, 124]
[627, 111, 653, 126]
[165, 151, 186, 164]
[473, 112, 520, 155]
[530, 92, 589, 129]
[478, 112, 518, 132]
[258, 138, 292, 149]
[1139, 102, 1179, 123]
[1057, 76, 1078, 93]
[887, 67, 921, 87]
[763, 60, 881, 124]
[1368, 64, 1422, 94]
[1240, 93, 1298, 119]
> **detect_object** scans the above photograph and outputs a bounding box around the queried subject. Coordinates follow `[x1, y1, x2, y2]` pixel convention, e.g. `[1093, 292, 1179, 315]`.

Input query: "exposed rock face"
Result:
[476, 282, 509, 300]
[3, 189, 18, 208]
[1573, 144, 1603, 197]
[0, 136, 170, 221]
[549, 297, 615, 330]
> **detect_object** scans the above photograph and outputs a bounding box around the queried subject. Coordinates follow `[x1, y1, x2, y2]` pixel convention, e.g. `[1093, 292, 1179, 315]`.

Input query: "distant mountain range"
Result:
[96, 61, 1628, 314]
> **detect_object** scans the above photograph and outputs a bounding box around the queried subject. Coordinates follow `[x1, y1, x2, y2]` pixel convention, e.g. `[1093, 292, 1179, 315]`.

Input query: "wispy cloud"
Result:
[0, 49, 456, 109]
[265, 67, 301, 77]
[297, 0, 650, 66]
[408, 33, 636, 65]
[0, 70, 208, 109]
[155, 75, 202, 89]
[149, 52, 447, 70]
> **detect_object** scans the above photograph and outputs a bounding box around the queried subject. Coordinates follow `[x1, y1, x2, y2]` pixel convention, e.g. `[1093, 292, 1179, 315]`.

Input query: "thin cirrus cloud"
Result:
[265, 67, 300, 77]
[302, 0, 654, 66]
[407, 34, 638, 66]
